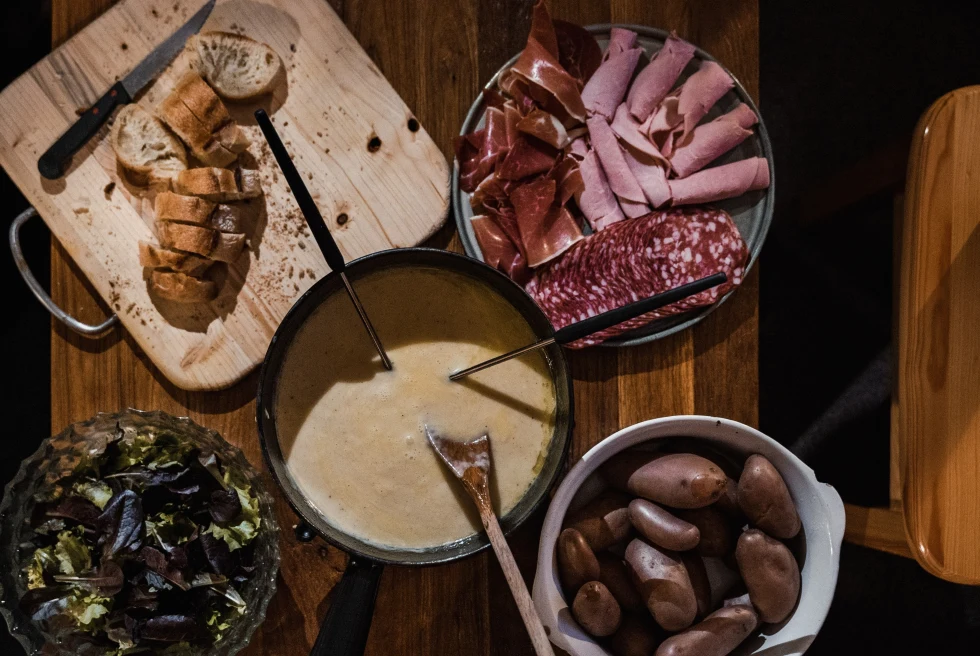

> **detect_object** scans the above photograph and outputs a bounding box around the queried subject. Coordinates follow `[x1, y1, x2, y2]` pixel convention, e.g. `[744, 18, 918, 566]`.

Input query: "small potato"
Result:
[628, 499, 701, 552]
[735, 529, 800, 624]
[655, 605, 760, 656]
[564, 491, 632, 551]
[610, 613, 662, 656]
[557, 528, 600, 596]
[600, 450, 658, 492]
[737, 455, 801, 539]
[680, 552, 712, 618]
[674, 506, 736, 557]
[628, 454, 728, 509]
[596, 552, 645, 612]
[572, 581, 622, 637]
[624, 538, 697, 631]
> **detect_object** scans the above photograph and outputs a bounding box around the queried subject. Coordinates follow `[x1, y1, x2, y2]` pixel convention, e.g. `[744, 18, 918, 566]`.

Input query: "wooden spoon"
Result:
[425, 426, 555, 656]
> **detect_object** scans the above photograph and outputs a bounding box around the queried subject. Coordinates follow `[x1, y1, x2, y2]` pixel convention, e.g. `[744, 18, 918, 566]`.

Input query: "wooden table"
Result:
[49, 1, 759, 653]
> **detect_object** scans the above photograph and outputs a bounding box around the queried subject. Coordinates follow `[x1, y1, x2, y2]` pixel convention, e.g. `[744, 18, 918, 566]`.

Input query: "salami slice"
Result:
[525, 208, 748, 347]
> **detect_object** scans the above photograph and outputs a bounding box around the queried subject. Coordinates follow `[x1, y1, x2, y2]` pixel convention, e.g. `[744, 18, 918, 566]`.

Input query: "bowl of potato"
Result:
[532, 416, 844, 656]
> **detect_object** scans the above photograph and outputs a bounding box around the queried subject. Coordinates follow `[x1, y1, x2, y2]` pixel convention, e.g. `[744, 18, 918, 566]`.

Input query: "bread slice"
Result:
[138, 241, 213, 277]
[157, 93, 212, 151]
[154, 192, 216, 224]
[174, 167, 263, 201]
[110, 104, 187, 186]
[175, 72, 231, 133]
[209, 204, 246, 233]
[209, 232, 247, 262]
[191, 32, 283, 100]
[215, 122, 250, 155]
[149, 270, 217, 303]
[156, 221, 216, 257]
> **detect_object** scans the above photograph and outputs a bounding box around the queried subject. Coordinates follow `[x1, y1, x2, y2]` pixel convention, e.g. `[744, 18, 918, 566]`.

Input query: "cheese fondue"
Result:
[275, 267, 556, 549]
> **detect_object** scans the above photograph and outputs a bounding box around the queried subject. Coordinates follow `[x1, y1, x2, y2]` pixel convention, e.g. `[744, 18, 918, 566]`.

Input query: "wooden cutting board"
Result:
[0, 0, 450, 391]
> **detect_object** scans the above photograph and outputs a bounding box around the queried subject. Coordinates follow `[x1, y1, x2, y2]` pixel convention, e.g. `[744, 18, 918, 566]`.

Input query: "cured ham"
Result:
[669, 102, 758, 178]
[603, 27, 638, 60]
[626, 33, 696, 121]
[624, 149, 671, 209]
[648, 60, 735, 151]
[575, 150, 625, 230]
[611, 103, 667, 162]
[582, 29, 643, 119]
[509, 34, 587, 122]
[553, 20, 602, 84]
[517, 108, 571, 149]
[511, 177, 584, 267]
[497, 135, 558, 181]
[669, 157, 770, 205]
[471, 215, 529, 283]
[587, 116, 649, 218]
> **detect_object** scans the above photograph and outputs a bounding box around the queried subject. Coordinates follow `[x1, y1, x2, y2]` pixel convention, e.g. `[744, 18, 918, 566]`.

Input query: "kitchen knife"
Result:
[37, 0, 215, 180]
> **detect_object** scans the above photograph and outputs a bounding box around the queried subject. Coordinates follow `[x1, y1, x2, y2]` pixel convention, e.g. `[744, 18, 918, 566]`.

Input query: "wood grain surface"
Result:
[898, 86, 980, 585]
[4, 0, 450, 390]
[48, 0, 760, 653]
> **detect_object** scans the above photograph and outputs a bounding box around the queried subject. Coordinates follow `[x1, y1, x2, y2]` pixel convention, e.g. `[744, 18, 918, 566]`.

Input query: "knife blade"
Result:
[38, 0, 216, 180]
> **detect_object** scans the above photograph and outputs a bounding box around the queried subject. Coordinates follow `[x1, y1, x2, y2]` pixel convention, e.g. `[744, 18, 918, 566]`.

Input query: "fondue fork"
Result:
[425, 426, 556, 656]
[254, 109, 393, 370]
[450, 271, 727, 380]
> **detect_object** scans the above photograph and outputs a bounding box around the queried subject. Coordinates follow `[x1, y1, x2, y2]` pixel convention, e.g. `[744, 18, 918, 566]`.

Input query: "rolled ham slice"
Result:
[511, 177, 584, 267]
[471, 215, 529, 283]
[603, 27, 638, 60]
[627, 33, 696, 121]
[517, 108, 570, 149]
[611, 103, 667, 163]
[587, 116, 649, 218]
[575, 150, 625, 230]
[582, 47, 643, 120]
[669, 102, 758, 178]
[648, 60, 735, 150]
[668, 156, 770, 205]
[567, 133, 589, 160]
[624, 149, 671, 209]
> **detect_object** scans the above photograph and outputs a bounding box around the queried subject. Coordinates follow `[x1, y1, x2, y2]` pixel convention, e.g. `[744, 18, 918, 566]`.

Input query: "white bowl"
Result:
[532, 416, 845, 656]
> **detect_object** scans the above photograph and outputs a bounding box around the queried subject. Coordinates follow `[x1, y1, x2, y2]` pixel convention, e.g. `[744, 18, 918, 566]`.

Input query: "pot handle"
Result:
[310, 556, 383, 656]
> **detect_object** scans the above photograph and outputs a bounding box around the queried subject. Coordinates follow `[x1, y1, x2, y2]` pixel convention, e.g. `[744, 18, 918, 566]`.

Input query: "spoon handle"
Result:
[480, 503, 556, 656]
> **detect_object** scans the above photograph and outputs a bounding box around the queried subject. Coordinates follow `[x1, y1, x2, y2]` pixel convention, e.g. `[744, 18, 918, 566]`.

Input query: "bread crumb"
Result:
[103, 181, 115, 199]
[299, 269, 305, 280]
[75, 107, 87, 116]
[290, 44, 297, 53]
[121, 43, 128, 51]
[73, 207, 90, 214]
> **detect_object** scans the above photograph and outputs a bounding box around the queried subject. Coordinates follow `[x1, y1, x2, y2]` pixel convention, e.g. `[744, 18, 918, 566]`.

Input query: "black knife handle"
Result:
[38, 81, 131, 180]
[552, 272, 728, 345]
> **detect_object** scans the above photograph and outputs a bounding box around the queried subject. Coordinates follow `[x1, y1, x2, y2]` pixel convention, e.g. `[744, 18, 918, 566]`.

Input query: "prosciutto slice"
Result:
[554, 20, 603, 83]
[668, 156, 770, 205]
[582, 46, 643, 120]
[510, 36, 587, 122]
[529, 0, 559, 60]
[517, 108, 570, 149]
[648, 60, 734, 150]
[611, 103, 667, 162]
[511, 177, 584, 267]
[587, 116, 649, 219]
[575, 150, 625, 230]
[455, 129, 492, 193]
[497, 135, 557, 180]
[669, 102, 758, 178]
[471, 215, 529, 283]
[626, 33, 696, 121]
[624, 149, 671, 209]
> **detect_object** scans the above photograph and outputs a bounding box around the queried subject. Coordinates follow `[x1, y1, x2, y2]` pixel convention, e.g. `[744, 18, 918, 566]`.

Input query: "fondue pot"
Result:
[256, 247, 573, 656]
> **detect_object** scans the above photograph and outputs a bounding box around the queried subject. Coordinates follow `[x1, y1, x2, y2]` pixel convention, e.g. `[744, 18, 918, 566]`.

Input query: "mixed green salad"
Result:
[19, 425, 263, 654]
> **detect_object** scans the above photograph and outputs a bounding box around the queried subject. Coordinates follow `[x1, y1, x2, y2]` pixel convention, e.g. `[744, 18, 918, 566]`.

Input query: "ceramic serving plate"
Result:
[453, 25, 775, 347]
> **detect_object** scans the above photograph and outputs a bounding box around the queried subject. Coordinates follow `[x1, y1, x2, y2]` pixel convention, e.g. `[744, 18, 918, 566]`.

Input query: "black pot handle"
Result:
[310, 557, 384, 656]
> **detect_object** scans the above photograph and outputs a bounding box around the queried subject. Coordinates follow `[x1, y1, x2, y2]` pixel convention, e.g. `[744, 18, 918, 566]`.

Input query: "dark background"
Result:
[3, 1, 979, 653]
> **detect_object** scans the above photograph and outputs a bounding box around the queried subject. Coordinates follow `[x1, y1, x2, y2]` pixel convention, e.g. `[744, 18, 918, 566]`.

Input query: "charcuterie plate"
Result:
[453, 24, 773, 347]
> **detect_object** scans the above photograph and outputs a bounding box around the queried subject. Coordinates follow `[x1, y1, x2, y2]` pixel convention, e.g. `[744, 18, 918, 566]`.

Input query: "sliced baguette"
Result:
[154, 192, 215, 224]
[175, 72, 231, 133]
[110, 104, 187, 185]
[156, 221, 216, 257]
[175, 167, 263, 201]
[138, 241, 214, 277]
[191, 32, 283, 100]
[209, 232, 247, 262]
[215, 122, 250, 155]
[157, 93, 213, 151]
[149, 270, 217, 303]
[209, 204, 247, 233]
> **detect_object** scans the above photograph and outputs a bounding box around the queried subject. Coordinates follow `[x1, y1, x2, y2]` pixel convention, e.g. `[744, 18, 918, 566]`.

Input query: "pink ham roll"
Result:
[670, 102, 758, 178]
[669, 156, 770, 205]
[587, 116, 649, 219]
[611, 103, 666, 163]
[582, 46, 643, 120]
[624, 149, 671, 209]
[575, 150, 625, 230]
[626, 33, 696, 121]
[648, 60, 735, 150]
[603, 27, 638, 60]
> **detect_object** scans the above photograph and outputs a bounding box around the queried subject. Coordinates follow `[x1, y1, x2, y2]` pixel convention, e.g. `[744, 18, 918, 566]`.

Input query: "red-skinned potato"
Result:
[596, 552, 645, 612]
[735, 529, 800, 623]
[655, 605, 760, 656]
[624, 538, 698, 631]
[674, 506, 736, 557]
[564, 491, 632, 551]
[610, 613, 662, 656]
[737, 455, 801, 539]
[680, 551, 712, 618]
[557, 528, 600, 596]
[628, 454, 728, 509]
[599, 451, 658, 492]
[572, 581, 622, 637]
[628, 499, 701, 552]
